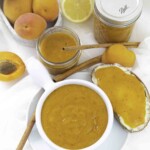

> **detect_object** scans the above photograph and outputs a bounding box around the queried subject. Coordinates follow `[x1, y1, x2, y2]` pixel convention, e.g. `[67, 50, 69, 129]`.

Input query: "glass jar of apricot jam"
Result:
[94, 0, 143, 43]
[37, 27, 81, 75]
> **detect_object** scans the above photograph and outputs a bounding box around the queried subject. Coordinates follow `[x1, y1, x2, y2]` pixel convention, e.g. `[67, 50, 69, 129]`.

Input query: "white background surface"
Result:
[0, 0, 150, 150]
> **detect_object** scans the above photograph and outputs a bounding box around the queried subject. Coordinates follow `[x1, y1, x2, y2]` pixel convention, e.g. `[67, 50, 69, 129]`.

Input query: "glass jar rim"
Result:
[37, 26, 81, 67]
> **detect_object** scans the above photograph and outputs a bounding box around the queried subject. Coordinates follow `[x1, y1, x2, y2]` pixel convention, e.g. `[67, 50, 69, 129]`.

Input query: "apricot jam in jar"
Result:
[37, 27, 81, 75]
[94, 0, 143, 43]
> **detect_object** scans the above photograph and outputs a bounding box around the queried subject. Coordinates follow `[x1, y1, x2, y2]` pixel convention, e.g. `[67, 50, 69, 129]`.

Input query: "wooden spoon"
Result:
[53, 55, 102, 82]
[63, 42, 140, 51]
[16, 112, 35, 150]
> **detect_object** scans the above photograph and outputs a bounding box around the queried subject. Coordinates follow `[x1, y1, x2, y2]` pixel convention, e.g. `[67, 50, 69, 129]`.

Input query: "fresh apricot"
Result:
[14, 13, 47, 40]
[3, 0, 32, 24]
[0, 51, 25, 82]
[33, 0, 59, 22]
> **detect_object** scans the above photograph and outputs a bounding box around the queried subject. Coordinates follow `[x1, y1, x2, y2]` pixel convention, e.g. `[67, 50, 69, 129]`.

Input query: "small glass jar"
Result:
[94, 0, 143, 43]
[37, 27, 81, 75]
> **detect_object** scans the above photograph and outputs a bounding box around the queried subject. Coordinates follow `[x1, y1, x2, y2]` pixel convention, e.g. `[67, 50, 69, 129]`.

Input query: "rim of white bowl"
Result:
[36, 79, 114, 150]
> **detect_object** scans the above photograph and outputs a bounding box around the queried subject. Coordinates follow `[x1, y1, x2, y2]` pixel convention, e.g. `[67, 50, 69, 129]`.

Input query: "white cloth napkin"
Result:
[0, 76, 40, 150]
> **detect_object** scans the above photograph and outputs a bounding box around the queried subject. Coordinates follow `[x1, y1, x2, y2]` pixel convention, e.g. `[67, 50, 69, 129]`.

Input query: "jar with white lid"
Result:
[94, 0, 143, 43]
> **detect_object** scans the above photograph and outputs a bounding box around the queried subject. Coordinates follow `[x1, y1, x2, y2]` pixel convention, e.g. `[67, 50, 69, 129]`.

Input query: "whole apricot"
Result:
[14, 13, 47, 40]
[0, 51, 25, 82]
[33, 0, 59, 22]
[3, 0, 32, 24]
[102, 44, 136, 67]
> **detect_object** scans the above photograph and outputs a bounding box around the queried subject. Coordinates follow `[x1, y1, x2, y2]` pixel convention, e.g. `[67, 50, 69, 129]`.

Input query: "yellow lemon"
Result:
[61, 0, 93, 23]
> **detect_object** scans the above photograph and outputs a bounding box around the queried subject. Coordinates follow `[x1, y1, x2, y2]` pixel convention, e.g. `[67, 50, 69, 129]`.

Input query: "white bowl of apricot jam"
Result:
[26, 57, 114, 150]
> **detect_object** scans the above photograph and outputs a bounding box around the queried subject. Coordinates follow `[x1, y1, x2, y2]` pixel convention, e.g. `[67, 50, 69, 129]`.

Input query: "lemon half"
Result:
[61, 0, 93, 23]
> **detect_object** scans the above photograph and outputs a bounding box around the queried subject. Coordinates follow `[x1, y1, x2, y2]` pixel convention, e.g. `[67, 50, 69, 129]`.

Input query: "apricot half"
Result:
[102, 44, 136, 67]
[0, 52, 25, 81]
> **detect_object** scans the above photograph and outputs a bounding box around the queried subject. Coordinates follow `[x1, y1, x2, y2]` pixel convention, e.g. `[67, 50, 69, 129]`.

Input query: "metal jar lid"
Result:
[94, 0, 143, 27]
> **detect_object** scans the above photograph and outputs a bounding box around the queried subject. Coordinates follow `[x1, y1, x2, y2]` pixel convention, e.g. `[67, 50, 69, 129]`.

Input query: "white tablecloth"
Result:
[1, 1, 150, 150]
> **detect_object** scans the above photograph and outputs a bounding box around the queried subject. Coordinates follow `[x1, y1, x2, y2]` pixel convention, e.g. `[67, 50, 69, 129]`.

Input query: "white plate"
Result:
[27, 72, 128, 150]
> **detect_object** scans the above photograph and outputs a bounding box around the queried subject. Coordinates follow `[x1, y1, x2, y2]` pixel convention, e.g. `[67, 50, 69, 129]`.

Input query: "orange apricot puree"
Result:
[94, 66, 146, 128]
[41, 84, 108, 149]
[39, 32, 78, 63]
